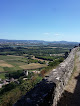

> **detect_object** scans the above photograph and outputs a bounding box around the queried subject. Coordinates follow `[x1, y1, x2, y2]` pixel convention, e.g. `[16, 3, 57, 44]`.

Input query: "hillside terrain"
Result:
[0, 41, 79, 106]
[0, 42, 70, 106]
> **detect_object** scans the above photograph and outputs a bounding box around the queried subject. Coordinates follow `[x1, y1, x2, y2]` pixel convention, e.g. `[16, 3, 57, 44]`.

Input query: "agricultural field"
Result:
[0, 55, 47, 79]
[0, 44, 74, 80]
[19, 63, 46, 69]
[0, 42, 77, 105]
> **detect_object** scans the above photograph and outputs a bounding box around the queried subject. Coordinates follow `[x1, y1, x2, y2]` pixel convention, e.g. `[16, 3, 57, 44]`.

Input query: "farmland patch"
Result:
[19, 63, 47, 69]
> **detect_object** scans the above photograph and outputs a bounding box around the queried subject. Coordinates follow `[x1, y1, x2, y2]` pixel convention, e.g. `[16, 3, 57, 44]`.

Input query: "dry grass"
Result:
[7, 55, 23, 58]
[0, 63, 13, 67]
[0, 60, 5, 63]
[19, 63, 46, 69]
[0, 60, 13, 67]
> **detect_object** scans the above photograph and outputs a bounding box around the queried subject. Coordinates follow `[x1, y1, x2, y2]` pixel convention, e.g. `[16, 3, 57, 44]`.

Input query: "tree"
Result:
[64, 52, 68, 59]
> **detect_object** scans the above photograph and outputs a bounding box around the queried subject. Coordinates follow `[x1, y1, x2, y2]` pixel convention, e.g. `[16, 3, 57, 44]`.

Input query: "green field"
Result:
[0, 73, 5, 79]
[0, 55, 47, 79]
[0, 45, 70, 80]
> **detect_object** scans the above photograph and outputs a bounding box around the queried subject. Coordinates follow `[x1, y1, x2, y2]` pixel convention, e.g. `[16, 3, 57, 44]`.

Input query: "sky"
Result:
[0, 0, 80, 42]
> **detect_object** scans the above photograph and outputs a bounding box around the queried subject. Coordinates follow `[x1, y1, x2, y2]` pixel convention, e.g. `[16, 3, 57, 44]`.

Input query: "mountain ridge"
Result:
[0, 39, 79, 44]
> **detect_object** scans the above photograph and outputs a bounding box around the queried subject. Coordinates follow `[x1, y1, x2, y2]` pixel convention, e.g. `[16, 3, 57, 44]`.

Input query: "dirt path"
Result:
[57, 51, 80, 106]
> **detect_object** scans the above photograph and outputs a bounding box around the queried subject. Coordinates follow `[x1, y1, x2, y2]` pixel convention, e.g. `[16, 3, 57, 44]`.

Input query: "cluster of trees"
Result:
[25, 55, 45, 64]
[0, 75, 42, 106]
[35, 55, 61, 61]
[28, 59, 45, 64]
[5, 70, 24, 79]
[0, 45, 69, 56]
[48, 57, 64, 67]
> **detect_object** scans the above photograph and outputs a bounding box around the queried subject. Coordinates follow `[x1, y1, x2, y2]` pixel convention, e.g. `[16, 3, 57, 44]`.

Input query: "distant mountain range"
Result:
[0, 39, 79, 45]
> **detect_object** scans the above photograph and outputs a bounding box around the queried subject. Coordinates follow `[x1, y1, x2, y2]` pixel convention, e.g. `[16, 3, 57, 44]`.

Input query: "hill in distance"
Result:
[0, 39, 79, 44]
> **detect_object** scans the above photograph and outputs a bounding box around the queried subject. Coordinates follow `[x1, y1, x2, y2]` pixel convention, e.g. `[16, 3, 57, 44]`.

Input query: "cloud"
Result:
[54, 33, 61, 36]
[43, 33, 50, 35]
[43, 33, 62, 36]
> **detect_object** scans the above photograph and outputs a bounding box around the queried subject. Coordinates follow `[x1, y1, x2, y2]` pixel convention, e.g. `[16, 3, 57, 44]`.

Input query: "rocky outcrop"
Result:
[14, 47, 79, 106]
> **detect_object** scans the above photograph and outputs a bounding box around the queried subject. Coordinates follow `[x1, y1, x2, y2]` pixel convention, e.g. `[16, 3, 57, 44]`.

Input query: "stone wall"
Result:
[14, 47, 79, 106]
[52, 47, 79, 106]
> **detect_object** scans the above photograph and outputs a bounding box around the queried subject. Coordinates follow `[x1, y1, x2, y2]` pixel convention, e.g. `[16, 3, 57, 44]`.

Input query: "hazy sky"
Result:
[0, 0, 80, 41]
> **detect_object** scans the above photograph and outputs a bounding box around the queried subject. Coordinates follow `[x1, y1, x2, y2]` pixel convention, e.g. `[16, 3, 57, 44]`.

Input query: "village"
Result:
[0, 70, 40, 89]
